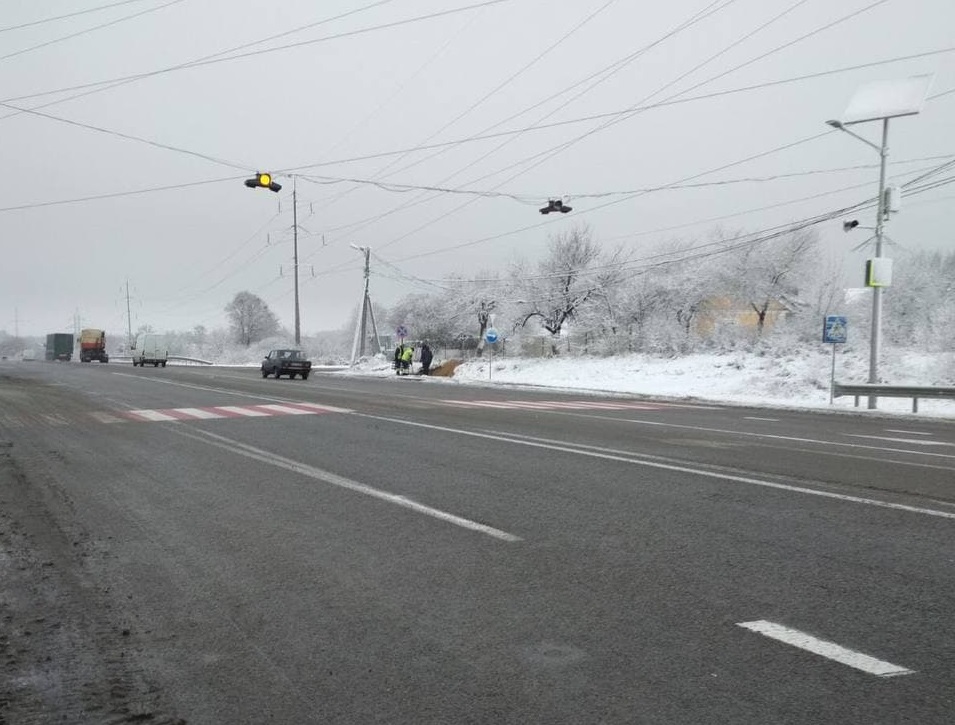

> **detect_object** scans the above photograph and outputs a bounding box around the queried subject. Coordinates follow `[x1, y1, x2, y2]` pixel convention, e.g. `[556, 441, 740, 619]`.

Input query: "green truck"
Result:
[45, 333, 74, 361]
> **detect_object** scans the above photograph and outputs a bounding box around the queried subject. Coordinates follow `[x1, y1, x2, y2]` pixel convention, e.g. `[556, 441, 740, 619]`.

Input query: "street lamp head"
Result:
[843, 219, 860, 232]
[825, 119, 844, 129]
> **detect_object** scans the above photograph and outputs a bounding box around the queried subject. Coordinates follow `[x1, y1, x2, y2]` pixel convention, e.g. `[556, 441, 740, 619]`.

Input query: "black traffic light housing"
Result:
[540, 199, 572, 214]
[245, 172, 282, 193]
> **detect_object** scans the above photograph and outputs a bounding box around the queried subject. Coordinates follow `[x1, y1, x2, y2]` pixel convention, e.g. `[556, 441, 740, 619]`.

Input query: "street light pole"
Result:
[868, 118, 889, 407]
[827, 117, 891, 409]
[826, 73, 932, 410]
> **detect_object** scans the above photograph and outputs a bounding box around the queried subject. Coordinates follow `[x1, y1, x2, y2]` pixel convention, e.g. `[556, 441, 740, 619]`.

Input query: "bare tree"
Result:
[513, 225, 622, 354]
[225, 291, 280, 347]
[721, 229, 819, 334]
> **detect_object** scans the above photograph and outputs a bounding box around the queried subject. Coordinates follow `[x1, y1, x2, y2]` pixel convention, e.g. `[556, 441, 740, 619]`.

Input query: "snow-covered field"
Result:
[346, 347, 955, 418]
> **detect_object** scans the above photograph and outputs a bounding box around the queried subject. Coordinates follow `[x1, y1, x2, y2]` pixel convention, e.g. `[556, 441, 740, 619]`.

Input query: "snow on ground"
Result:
[344, 347, 955, 419]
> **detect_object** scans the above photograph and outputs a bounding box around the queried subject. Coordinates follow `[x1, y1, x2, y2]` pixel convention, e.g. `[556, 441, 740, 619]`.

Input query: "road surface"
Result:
[1, 360, 953, 723]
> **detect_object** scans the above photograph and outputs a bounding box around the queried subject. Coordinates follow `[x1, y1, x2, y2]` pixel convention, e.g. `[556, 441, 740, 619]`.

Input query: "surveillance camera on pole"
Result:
[843, 220, 860, 232]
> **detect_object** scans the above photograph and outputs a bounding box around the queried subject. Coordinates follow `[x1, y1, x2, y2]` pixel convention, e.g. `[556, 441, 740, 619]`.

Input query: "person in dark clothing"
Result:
[394, 344, 403, 374]
[419, 344, 433, 375]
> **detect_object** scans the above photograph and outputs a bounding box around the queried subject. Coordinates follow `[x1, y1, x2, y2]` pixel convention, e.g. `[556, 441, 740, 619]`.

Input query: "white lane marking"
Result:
[214, 405, 271, 417]
[566, 412, 955, 461]
[744, 416, 779, 422]
[737, 620, 914, 677]
[256, 404, 315, 415]
[127, 409, 178, 422]
[174, 407, 226, 420]
[292, 401, 353, 413]
[885, 429, 933, 436]
[845, 435, 952, 447]
[356, 413, 955, 522]
[175, 428, 520, 543]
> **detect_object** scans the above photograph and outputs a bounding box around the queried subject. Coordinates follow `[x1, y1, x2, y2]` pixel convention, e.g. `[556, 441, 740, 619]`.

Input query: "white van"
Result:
[132, 333, 168, 367]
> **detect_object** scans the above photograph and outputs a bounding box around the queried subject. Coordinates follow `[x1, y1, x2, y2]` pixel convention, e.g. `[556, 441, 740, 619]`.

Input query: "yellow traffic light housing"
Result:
[244, 172, 282, 192]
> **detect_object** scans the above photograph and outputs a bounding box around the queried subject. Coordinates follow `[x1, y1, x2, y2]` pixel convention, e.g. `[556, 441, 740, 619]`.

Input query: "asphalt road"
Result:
[1, 360, 954, 724]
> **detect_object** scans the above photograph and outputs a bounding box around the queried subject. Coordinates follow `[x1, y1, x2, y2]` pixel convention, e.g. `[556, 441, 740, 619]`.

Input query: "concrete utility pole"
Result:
[125, 279, 133, 351]
[349, 245, 382, 365]
[292, 175, 301, 345]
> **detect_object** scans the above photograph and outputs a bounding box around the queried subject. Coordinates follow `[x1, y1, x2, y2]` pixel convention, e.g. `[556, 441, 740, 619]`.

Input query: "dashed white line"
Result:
[737, 620, 914, 677]
[885, 429, 933, 436]
[745, 416, 779, 422]
[176, 428, 521, 543]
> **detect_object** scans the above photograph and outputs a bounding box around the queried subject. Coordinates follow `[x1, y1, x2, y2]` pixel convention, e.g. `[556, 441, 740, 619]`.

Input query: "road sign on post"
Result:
[395, 324, 408, 340]
[485, 327, 499, 344]
[823, 315, 848, 404]
[823, 316, 848, 344]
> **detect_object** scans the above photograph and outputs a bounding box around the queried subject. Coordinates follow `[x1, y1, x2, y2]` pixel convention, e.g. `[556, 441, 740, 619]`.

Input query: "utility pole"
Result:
[349, 245, 382, 365]
[293, 176, 301, 345]
[125, 279, 133, 351]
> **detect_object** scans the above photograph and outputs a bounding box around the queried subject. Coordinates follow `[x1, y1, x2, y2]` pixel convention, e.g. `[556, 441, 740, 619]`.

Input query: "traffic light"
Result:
[540, 199, 572, 214]
[244, 172, 282, 192]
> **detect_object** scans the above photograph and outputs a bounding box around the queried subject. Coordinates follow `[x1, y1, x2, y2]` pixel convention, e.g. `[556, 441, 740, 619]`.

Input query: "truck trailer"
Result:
[79, 328, 110, 363]
[45, 333, 74, 361]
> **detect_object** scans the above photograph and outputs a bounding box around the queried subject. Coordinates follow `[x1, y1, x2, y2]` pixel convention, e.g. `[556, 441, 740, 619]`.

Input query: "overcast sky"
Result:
[2, 0, 953, 340]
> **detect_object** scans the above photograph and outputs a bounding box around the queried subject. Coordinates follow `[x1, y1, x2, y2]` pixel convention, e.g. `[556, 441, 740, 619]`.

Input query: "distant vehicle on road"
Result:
[132, 333, 168, 367]
[79, 328, 109, 363]
[45, 333, 74, 361]
[261, 349, 311, 380]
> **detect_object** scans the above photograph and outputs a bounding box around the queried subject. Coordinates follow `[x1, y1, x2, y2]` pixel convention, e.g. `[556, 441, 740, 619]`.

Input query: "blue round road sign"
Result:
[485, 327, 499, 344]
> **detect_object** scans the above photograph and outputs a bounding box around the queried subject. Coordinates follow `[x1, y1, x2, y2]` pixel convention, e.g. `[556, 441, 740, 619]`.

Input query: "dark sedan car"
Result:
[261, 349, 312, 380]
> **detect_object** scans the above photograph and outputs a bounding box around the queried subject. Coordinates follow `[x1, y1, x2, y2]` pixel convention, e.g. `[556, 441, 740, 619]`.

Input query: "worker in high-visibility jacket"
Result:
[400, 344, 414, 374]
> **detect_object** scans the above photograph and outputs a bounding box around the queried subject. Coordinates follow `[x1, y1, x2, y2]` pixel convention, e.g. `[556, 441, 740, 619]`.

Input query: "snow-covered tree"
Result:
[513, 225, 623, 355]
[225, 291, 280, 347]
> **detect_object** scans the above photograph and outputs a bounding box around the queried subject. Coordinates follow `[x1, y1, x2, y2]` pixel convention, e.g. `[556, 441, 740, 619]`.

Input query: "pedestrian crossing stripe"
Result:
[95, 401, 351, 424]
[439, 399, 664, 411]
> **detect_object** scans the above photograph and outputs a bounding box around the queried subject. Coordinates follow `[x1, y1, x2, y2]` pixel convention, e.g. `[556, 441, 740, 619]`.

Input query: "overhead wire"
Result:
[296, 154, 955, 202]
[437, 0, 896, 209]
[366, 0, 854, 256]
[0, 0, 514, 106]
[0, 0, 399, 124]
[0, 0, 187, 63]
[306, 0, 622, 216]
[304, 0, 741, 241]
[0, 0, 156, 34]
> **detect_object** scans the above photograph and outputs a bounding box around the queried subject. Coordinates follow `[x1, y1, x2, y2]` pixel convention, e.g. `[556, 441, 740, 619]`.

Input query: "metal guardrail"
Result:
[833, 383, 955, 413]
[111, 355, 213, 366]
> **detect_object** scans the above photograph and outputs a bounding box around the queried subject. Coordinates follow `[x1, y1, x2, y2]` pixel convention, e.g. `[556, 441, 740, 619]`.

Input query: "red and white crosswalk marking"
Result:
[91, 401, 351, 424]
[440, 399, 664, 411]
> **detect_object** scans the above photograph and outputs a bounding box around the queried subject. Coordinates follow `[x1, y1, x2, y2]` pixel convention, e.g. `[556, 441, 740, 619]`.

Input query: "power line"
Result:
[0, 0, 399, 124]
[305, 0, 746, 243]
[0, 0, 186, 63]
[306, 0, 624, 215]
[0, 100, 255, 172]
[0, 174, 242, 213]
[276, 49, 955, 176]
[0, 0, 156, 34]
[0, 0, 514, 105]
[297, 154, 955, 202]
